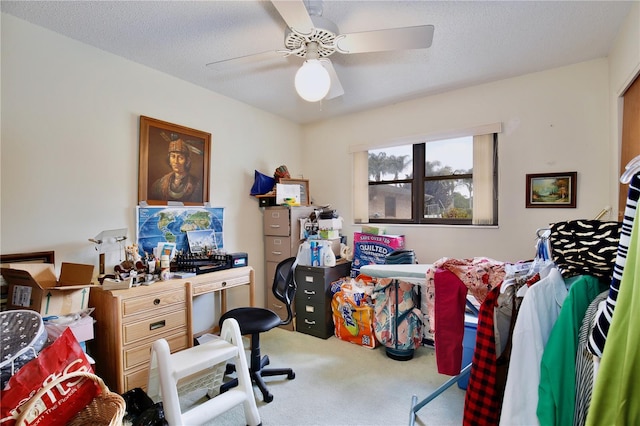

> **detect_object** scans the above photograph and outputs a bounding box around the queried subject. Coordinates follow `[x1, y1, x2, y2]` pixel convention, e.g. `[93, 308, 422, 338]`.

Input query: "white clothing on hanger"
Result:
[500, 267, 566, 426]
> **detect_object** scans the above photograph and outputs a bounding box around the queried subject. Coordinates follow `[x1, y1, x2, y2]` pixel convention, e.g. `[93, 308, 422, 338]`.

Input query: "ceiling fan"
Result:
[206, 0, 434, 102]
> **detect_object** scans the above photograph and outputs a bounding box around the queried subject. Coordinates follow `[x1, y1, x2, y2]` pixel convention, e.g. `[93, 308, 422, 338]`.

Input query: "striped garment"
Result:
[574, 291, 608, 426]
[587, 172, 640, 356]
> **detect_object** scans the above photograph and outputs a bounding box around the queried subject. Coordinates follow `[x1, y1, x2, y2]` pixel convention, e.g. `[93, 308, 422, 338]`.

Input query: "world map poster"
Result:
[136, 206, 224, 257]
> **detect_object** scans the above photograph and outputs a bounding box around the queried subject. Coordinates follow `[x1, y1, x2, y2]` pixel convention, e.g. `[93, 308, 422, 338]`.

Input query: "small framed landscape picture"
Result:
[526, 171, 577, 208]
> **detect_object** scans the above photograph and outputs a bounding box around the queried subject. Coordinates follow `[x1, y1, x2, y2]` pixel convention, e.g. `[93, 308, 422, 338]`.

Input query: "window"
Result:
[356, 132, 498, 226]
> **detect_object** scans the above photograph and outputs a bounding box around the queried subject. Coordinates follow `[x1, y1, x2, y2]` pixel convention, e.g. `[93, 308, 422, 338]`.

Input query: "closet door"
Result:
[619, 75, 640, 220]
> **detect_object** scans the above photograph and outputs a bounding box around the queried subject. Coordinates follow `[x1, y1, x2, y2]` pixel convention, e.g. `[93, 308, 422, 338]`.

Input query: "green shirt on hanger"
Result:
[537, 274, 607, 426]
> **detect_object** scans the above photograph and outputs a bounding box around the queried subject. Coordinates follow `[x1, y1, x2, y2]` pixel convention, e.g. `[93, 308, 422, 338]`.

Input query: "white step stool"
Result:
[147, 318, 261, 426]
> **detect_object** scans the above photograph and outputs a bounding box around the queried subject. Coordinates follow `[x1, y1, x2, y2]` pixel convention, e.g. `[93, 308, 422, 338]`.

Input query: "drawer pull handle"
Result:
[273, 303, 284, 309]
[304, 319, 316, 325]
[221, 281, 227, 287]
[304, 290, 316, 295]
[270, 224, 281, 228]
[150, 320, 166, 330]
[153, 298, 161, 305]
[272, 251, 282, 255]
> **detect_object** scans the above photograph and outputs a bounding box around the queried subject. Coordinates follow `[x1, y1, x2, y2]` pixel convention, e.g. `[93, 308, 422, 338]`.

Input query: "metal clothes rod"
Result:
[408, 363, 472, 426]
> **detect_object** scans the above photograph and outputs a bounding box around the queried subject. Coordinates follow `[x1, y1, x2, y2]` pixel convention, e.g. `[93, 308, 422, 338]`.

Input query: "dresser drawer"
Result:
[125, 367, 149, 391]
[191, 269, 252, 296]
[296, 309, 333, 339]
[122, 289, 186, 317]
[123, 310, 187, 346]
[263, 208, 290, 236]
[265, 236, 293, 262]
[296, 285, 326, 305]
[267, 291, 294, 331]
[295, 268, 329, 300]
[123, 332, 189, 371]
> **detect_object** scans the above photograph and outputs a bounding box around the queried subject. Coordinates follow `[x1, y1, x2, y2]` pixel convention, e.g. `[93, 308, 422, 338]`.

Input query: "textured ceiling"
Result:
[1, 1, 634, 124]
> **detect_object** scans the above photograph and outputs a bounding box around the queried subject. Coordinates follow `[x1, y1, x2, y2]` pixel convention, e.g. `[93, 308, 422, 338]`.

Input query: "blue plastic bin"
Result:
[457, 314, 478, 390]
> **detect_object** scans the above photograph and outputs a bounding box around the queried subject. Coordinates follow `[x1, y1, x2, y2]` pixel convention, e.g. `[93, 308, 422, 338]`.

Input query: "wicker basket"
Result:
[15, 371, 126, 426]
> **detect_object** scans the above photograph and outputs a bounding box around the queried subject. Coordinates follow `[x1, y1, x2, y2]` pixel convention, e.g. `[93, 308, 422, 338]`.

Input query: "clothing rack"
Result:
[409, 363, 473, 426]
[408, 297, 478, 426]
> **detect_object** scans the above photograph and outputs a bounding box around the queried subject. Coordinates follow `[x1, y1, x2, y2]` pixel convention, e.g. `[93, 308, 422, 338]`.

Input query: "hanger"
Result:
[620, 154, 640, 184]
[536, 227, 551, 240]
[501, 228, 550, 294]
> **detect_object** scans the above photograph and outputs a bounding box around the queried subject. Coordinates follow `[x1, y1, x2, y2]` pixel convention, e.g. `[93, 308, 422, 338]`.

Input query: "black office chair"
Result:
[219, 256, 297, 403]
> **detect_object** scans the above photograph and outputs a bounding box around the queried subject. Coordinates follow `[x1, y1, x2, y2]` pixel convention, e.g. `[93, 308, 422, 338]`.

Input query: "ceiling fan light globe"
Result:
[295, 59, 331, 102]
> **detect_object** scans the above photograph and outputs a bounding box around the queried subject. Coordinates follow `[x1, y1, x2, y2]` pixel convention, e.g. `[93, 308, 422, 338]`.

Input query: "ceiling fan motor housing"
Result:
[284, 15, 339, 58]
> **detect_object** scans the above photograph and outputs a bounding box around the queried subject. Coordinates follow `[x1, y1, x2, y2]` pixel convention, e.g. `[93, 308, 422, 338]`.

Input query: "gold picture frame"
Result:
[280, 178, 311, 206]
[138, 116, 211, 205]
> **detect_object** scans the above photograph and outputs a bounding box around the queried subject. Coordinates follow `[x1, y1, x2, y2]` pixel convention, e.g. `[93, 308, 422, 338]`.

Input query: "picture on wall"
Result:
[136, 206, 224, 258]
[138, 116, 211, 205]
[526, 171, 577, 208]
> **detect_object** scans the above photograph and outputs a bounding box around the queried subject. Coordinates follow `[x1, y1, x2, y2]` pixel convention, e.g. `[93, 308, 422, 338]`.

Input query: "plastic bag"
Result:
[122, 388, 167, 426]
[0, 328, 100, 426]
[331, 290, 378, 349]
[249, 170, 275, 196]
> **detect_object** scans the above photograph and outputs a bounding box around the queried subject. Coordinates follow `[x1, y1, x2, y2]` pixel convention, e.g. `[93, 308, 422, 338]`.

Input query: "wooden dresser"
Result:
[89, 266, 254, 394]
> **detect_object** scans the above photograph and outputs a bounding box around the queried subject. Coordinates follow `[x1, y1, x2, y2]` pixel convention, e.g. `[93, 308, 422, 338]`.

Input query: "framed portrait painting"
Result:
[138, 116, 211, 205]
[526, 171, 577, 208]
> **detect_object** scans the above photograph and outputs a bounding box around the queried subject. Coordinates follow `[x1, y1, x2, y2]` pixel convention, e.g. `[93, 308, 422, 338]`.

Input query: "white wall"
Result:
[302, 2, 639, 264]
[0, 14, 302, 309]
[302, 57, 627, 264]
[608, 1, 640, 207]
[2, 3, 639, 308]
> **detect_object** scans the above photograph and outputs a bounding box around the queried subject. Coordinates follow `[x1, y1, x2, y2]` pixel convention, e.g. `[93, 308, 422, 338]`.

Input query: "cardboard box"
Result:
[351, 232, 405, 277]
[318, 218, 343, 230]
[319, 229, 340, 240]
[320, 238, 341, 257]
[361, 225, 386, 235]
[2, 262, 95, 316]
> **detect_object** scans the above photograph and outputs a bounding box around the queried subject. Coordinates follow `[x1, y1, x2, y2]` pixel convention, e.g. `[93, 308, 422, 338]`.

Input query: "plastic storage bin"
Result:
[457, 313, 478, 389]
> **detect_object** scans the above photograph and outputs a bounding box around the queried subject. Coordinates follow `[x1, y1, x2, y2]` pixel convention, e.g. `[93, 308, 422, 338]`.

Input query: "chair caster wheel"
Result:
[288, 372, 295, 380]
[264, 393, 274, 403]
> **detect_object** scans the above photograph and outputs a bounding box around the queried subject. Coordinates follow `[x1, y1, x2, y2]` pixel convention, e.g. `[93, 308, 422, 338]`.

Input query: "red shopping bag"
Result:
[0, 328, 100, 426]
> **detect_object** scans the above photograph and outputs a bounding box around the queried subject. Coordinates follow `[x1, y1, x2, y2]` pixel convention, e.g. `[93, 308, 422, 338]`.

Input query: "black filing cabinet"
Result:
[294, 261, 351, 339]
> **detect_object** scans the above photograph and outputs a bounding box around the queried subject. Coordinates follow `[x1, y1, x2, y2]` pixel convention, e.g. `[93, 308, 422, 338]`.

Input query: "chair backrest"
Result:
[272, 257, 297, 325]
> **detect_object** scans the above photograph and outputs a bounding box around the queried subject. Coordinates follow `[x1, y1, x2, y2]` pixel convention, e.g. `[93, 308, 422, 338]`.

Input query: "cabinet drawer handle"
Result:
[270, 224, 281, 228]
[221, 281, 227, 287]
[150, 320, 166, 330]
[272, 251, 282, 255]
[273, 303, 284, 309]
[304, 319, 316, 325]
[153, 298, 161, 305]
[304, 290, 316, 295]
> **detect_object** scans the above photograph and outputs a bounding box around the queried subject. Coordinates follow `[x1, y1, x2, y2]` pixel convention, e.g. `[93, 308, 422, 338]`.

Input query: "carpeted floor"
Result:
[192, 327, 466, 426]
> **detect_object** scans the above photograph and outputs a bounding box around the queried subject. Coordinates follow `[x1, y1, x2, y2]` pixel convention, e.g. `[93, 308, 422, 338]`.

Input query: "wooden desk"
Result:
[89, 266, 254, 393]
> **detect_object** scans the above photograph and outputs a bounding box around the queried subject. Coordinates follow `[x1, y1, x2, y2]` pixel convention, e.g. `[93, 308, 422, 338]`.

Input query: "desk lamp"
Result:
[89, 228, 128, 278]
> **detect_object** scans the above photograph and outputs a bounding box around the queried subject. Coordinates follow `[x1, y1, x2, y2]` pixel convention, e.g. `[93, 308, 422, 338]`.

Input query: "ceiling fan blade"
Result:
[206, 50, 287, 69]
[322, 59, 344, 100]
[336, 25, 434, 54]
[271, 0, 314, 35]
